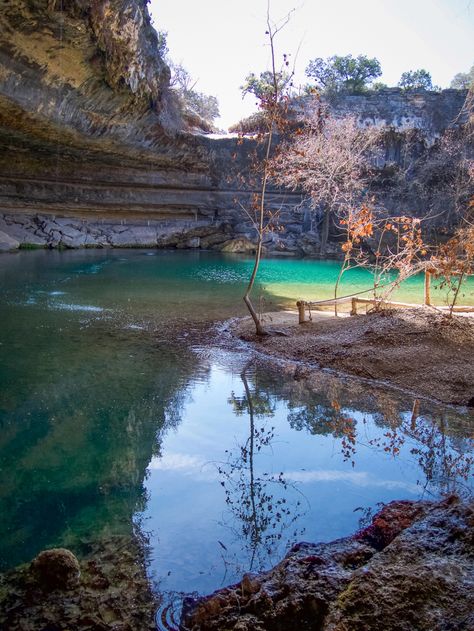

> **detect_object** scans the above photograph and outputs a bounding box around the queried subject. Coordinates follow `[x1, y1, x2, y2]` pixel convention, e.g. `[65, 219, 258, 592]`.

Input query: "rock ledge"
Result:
[181, 496, 474, 631]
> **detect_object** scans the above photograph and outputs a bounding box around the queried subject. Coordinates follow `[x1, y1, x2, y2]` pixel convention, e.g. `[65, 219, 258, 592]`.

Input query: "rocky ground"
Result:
[237, 307, 474, 406]
[2, 498, 473, 630]
[181, 496, 474, 631]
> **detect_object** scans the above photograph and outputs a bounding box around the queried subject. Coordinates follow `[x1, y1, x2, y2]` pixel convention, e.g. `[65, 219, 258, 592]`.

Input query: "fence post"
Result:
[297, 301, 306, 324]
[350, 298, 358, 316]
[424, 271, 431, 306]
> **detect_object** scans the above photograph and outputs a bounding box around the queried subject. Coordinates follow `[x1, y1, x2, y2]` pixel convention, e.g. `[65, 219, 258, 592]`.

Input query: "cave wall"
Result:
[0, 1, 469, 255]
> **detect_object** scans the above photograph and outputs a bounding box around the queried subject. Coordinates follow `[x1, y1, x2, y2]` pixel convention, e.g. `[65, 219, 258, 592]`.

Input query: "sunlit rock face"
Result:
[0, 2, 470, 255]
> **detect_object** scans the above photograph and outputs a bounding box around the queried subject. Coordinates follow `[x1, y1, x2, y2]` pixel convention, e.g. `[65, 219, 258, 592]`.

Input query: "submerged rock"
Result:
[31, 548, 81, 591]
[181, 497, 474, 631]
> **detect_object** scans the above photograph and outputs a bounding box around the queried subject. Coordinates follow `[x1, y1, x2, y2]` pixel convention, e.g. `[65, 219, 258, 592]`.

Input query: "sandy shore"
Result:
[235, 307, 474, 406]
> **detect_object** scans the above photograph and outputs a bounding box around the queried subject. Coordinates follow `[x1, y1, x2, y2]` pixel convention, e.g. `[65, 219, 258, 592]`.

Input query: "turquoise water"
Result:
[0, 250, 472, 625]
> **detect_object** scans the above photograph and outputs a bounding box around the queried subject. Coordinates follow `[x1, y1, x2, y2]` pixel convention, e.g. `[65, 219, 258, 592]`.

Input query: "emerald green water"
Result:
[0, 250, 472, 626]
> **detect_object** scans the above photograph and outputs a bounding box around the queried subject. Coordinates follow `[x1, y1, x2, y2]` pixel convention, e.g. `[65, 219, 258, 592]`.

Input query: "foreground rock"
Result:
[30, 548, 81, 591]
[181, 496, 474, 631]
[0, 536, 157, 631]
[238, 308, 474, 406]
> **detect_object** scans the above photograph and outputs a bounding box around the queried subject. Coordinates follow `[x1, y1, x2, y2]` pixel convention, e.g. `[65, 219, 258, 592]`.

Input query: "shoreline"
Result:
[232, 307, 474, 407]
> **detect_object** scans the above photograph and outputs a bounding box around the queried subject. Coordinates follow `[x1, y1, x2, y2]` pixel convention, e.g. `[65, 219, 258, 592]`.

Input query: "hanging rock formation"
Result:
[0, 1, 230, 247]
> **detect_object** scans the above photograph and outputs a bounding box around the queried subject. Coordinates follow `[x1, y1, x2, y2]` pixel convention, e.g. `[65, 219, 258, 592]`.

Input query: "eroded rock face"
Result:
[181, 497, 474, 631]
[0, 0, 214, 227]
[0, 0, 172, 135]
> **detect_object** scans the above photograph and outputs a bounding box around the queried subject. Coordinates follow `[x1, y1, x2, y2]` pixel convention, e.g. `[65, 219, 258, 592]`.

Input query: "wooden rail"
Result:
[296, 271, 474, 323]
[297, 295, 474, 323]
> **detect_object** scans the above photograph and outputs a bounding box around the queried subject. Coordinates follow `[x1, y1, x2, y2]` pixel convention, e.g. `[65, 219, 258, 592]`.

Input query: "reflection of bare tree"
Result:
[218, 368, 306, 574]
[275, 366, 474, 495]
[287, 385, 472, 494]
[375, 414, 473, 496]
[288, 397, 357, 466]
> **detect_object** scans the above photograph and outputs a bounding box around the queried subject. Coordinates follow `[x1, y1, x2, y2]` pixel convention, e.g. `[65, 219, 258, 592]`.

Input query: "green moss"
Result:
[19, 243, 45, 250]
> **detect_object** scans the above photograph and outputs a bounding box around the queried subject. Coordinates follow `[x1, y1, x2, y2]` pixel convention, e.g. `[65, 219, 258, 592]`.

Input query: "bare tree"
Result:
[271, 112, 382, 256]
[427, 108, 474, 315]
[241, 2, 295, 335]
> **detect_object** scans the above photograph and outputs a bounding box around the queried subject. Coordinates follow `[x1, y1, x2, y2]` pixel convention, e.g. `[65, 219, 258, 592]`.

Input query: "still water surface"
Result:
[0, 250, 472, 622]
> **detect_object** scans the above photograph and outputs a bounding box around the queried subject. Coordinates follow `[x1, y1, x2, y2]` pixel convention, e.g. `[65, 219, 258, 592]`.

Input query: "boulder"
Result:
[200, 232, 231, 248]
[0, 230, 19, 251]
[181, 497, 474, 631]
[30, 548, 81, 591]
[58, 225, 84, 240]
[61, 233, 87, 248]
[39, 219, 61, 235]
[219, 238, 256, 253]
[84, 233, 108, 247]
[176, 236, 201, 248]
[0, 218, 46, 247]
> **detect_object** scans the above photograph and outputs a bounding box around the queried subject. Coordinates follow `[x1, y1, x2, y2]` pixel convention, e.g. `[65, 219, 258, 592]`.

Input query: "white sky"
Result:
[149, 0, 474, 130]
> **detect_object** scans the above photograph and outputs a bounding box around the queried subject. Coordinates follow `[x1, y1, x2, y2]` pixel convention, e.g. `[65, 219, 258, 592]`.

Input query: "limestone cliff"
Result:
[0, 0, 217, 242]
[0, 1, 470, 255]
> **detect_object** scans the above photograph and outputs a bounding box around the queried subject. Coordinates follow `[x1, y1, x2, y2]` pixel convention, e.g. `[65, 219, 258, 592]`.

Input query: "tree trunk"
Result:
[320, 211, 329, 256]
[424, 271, 431, 306]
[243, 235, 267, 335]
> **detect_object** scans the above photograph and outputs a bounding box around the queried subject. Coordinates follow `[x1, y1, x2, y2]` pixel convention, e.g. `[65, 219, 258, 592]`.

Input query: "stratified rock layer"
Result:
[181, 497, 474, 631]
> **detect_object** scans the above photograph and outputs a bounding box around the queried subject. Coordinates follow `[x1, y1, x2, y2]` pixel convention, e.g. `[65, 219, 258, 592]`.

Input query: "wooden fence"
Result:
[296, 272, 474, 323]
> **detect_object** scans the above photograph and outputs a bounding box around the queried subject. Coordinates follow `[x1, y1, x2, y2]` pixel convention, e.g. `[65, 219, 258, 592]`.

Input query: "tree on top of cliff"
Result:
[398, 69, 437, 91]
[450, 64, 474, 90]
[241, 68, 294, 105]
[156, 31, 220, 127]
[168, 61, 220, 125]
[155, 29, 169, 60]
[168, 60, 220, 123]
[305, 54, 382, 95]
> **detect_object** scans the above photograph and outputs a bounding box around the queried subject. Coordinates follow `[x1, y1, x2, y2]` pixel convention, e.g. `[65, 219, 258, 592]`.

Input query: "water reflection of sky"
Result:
[140, 359, 473, 596]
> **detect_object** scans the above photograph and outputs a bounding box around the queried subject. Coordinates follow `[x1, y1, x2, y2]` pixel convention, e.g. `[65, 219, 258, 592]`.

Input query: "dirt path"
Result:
[235, 308, 474, 406]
